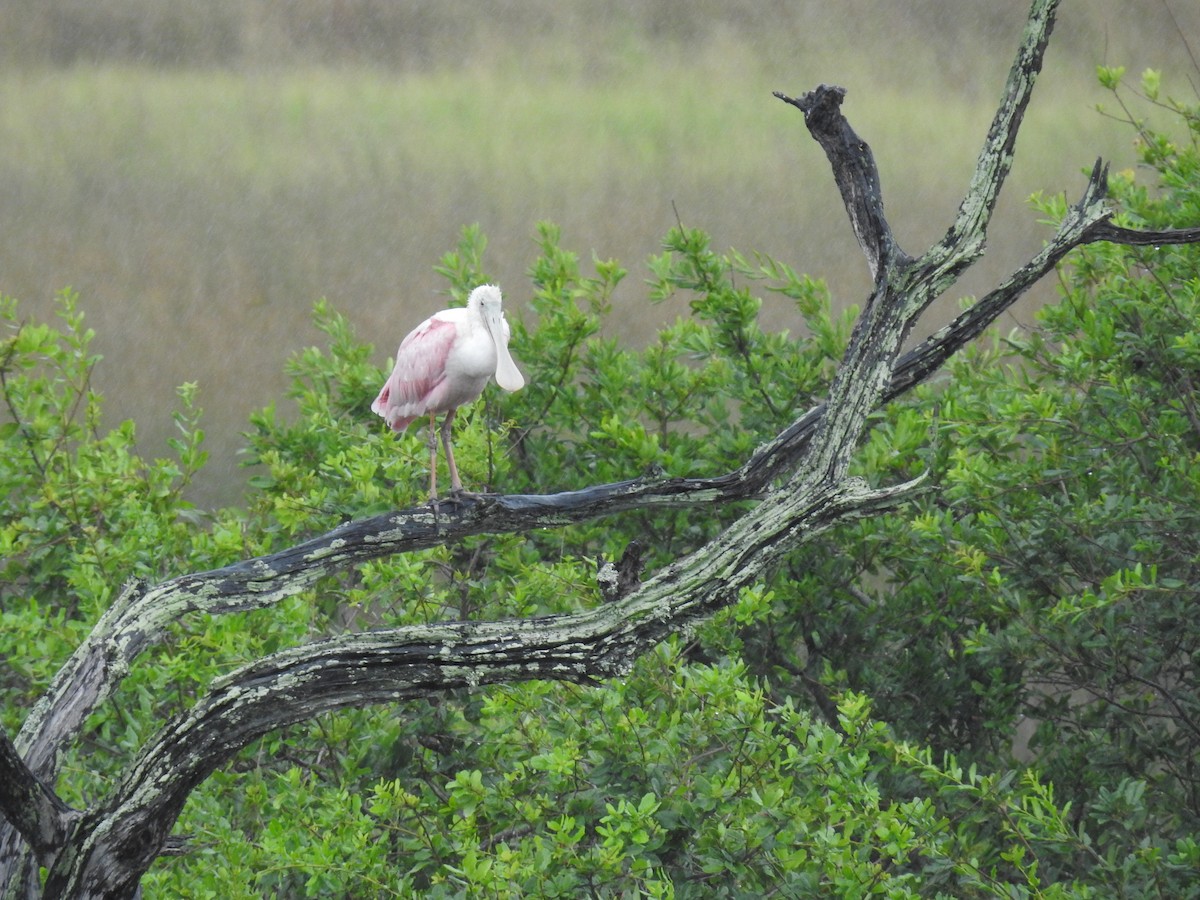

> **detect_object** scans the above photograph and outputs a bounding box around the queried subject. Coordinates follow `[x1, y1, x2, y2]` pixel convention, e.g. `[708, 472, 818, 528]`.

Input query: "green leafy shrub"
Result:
[3, 72, 1198, 899]
[739, 70, 1200, 897]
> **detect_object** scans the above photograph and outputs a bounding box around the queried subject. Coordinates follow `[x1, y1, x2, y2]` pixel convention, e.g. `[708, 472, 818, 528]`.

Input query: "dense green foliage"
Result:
[2, 73, 1198, 897]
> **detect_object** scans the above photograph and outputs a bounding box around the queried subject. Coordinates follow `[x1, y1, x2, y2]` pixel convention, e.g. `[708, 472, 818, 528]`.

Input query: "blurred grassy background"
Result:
[1, 0, 1197, 505]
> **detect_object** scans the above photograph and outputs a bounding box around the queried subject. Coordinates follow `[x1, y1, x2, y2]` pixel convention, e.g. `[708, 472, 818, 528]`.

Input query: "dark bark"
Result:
[3, 0, 1200, 895]
[0, 736, 77, 865]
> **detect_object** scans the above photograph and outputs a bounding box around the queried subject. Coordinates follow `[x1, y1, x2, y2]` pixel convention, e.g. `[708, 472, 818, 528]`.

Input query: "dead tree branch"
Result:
[4, 0, 1200, 895]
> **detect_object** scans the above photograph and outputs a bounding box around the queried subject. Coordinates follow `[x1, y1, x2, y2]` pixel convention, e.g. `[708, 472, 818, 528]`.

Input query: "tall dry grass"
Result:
[1, 1, 1197, 504]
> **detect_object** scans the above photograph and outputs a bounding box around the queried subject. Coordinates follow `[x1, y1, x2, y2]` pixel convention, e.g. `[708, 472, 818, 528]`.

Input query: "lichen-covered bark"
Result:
[43, 475, 922, 897]
[5, 0, 1200, 895]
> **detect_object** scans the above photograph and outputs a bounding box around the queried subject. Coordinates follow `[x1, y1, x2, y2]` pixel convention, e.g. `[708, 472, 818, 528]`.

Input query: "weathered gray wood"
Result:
[5, 0, 1200, 895]
[0, 736, 77, 865]
[43, 474, 922, 898]
[776, 84, 907, 283]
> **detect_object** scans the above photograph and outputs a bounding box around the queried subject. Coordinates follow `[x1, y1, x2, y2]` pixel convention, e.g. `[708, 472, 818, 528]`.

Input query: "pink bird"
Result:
[372, 284, 525, 499]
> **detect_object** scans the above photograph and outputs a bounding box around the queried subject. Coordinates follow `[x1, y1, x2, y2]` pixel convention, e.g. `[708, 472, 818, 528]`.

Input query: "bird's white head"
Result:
[469, 284, 525, 392]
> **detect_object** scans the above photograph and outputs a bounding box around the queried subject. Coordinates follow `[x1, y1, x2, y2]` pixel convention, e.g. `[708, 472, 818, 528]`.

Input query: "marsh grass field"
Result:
[2, 0, 1197, 504]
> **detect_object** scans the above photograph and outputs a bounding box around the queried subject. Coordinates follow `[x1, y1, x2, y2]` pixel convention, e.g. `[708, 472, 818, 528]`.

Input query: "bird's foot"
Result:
[428, 488, 477, 520]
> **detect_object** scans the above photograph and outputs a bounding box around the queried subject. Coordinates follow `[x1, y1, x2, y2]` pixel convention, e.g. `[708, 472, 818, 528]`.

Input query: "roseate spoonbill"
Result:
[372, 284, 525, 499]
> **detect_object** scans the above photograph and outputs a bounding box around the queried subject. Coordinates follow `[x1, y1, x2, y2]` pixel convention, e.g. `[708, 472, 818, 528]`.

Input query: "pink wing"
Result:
[371, 317, 458, 431]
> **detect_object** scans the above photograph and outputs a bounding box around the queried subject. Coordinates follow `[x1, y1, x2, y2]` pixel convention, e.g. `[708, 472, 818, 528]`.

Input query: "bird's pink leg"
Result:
[426, 412, 439, 500]
[440, 408, 464, 493]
